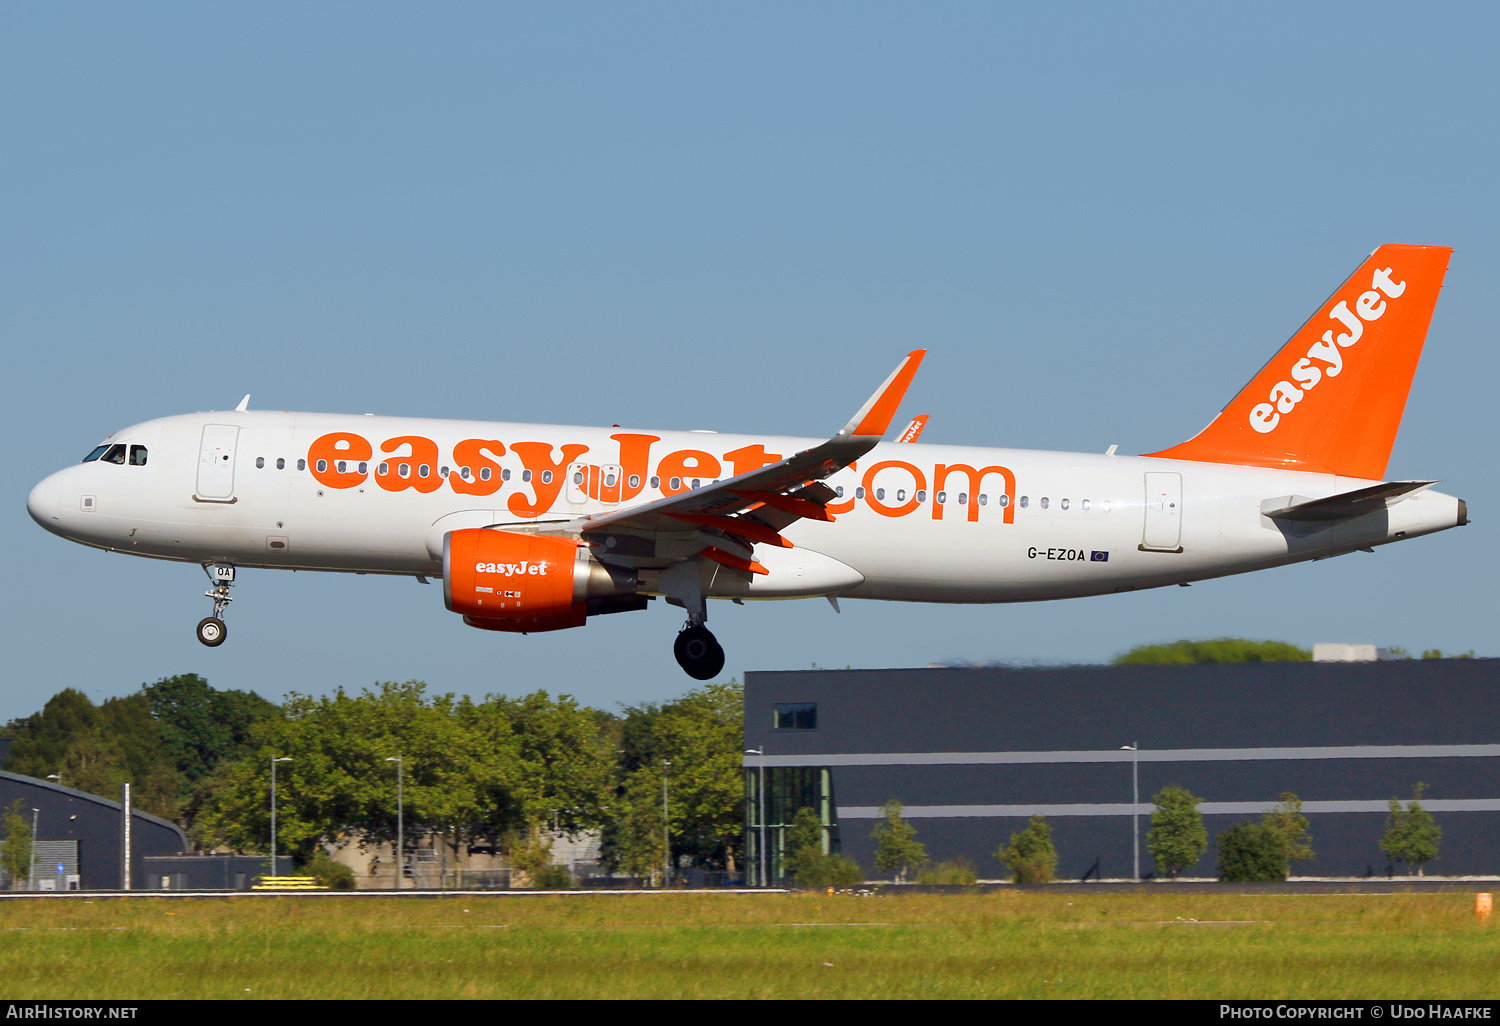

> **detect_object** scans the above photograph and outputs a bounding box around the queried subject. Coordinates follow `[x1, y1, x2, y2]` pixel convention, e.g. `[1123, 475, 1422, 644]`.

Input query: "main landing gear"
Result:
[674, 621, 724, 681]
[196, 564, 235, 648]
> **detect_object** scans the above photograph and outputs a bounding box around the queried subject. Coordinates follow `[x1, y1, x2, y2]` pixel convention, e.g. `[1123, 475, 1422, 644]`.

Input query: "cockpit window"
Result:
[82, 445, 110, 463]
[129, 445, 148, 467]
[100, 444, 127, 465]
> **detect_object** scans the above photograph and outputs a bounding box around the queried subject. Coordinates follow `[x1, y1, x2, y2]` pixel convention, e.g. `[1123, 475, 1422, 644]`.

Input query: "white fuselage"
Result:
[27, 410, 1464, 606]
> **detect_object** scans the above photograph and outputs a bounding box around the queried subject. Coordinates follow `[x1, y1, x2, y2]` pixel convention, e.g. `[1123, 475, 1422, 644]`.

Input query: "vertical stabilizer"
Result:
[1147, 244, 1451, 479]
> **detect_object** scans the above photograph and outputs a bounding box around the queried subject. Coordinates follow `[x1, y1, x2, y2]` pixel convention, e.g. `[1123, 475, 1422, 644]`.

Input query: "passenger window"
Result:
[440, 466, 450, 478]
[82, 445, 110, 463]
[297, 459, 306, 471]
[999, 494, 1010, 508]
[541, 470, 552, 484]
[358, 462, 367, 474]
[875, 488, 886, 500]
[1060, 498, 1070, 510]
[502, 469, 512, 482]
[461, 467, 472, 480]
[256, 457, 265, 469]
[418, 465, 431, 478]
[1082, 499, 1091, 512]
[1020, 495, 1029, 508]
[1040, 497, 1050, 509]
[629, 475, 640, 489]
[398, 464, 411, 479]
[650, 476, 660, 488]
[101, 444, 127, 465]
[129, 446, 148, 467]
[276, 458, 285, 470]
[377, 462, 389, 476]
[855, 487, 865, 499]
[936, 491, 947, 504]
[978, 493, 987, 506]
[522, 470, 532, 483]
[336, 461, 347, 474]
[479, 467, 491, 482]
[916, 490, 926, 502]
[958, 492, 967, 505]
[316, 459, 328, 473]
[835, 486, 845, 498]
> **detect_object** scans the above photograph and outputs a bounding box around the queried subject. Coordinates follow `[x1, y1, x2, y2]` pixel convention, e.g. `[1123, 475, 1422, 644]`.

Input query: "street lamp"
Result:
[385, 757, 404, 890]
[28, 809, 38, 892]
[270, 757, 292, 877]
[1121, 743, 1139, 880]
[46, 774, 61, 788]
[661, 760, 671, 888]
[745, 748, 766, 887]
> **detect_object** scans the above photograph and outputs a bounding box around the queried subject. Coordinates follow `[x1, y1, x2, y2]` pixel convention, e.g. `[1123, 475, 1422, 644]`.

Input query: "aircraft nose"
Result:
[27, 472, 65, 532]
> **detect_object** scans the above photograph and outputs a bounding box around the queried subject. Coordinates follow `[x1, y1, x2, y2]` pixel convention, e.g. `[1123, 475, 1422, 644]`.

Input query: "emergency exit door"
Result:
[1141, 472, 1183, 552]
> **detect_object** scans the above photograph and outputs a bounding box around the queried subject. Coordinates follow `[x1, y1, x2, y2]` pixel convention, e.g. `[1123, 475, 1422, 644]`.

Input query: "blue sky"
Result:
[3, 3, 1496, 719]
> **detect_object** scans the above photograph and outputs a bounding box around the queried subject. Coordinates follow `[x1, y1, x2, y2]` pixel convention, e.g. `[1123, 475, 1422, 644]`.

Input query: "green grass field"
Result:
[0, 891, 1495, 999]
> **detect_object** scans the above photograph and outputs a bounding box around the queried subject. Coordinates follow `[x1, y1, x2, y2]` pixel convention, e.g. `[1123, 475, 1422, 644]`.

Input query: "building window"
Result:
[773, 703, 817, 730]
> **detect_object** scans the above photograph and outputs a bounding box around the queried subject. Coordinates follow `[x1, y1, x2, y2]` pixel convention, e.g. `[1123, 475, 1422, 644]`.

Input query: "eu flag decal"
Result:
[1090, 550, 1109, 562]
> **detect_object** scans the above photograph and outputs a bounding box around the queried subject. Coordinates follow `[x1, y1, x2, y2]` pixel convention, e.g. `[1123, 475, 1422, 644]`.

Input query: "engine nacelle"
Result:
[442, 528, 634, 633]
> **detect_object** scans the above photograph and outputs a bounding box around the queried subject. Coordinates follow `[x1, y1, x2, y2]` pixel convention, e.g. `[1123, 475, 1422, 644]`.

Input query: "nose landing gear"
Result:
[674, 621, 724, 680]
[197, 564, 235, 647]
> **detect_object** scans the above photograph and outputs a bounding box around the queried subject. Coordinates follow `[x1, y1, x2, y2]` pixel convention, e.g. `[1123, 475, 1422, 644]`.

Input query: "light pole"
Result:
[28, 809, 38, 892]
[661, 760, 671, 888]
[1121, 744, 1139, 880]
[46, 774, 61, 789]
[270, 757, 291, 877]
[745, 748, 766, 887]
[385, 757, 404, 889]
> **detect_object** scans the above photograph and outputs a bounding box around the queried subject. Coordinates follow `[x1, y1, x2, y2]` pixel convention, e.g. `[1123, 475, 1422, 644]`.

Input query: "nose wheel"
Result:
[674, 623, 725, 680]
[196, 617, 227, 647]
[197, 564, 236, 648]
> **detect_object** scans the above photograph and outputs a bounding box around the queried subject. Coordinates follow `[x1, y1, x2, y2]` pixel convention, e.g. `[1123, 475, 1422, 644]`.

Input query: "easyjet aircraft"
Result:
[28, 245, 1466, 678]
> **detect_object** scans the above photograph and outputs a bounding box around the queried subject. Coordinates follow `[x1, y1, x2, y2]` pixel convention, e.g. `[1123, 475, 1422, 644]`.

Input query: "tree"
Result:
[0, 801, 32, 887]
[996, 815, 1058, 884]
[795, 854, 865, 888]
[142, 674, 278, 782]
[1380, 783, 1442, 876]
[1216, 822, 1287, 882]
[1148, 785, 1207, 878]
[1113, 639, 1311, 665]
[1262, 793, 1314, 870]
[872, 800, 926, 882]
[781, 806, 826, 881]
[601, 679, 744, 874]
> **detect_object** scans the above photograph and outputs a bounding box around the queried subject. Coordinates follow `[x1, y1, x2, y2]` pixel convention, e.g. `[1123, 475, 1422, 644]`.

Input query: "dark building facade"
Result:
[0, 772, 189, 889]
[743, 660, 1500, 883]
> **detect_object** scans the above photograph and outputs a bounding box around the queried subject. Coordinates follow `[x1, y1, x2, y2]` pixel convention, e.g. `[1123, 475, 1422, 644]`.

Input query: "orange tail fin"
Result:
[1146, 244, 1451, 479]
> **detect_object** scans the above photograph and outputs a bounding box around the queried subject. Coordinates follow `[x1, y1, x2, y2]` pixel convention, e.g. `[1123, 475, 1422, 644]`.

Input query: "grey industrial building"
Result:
[0, 768, 189, 890]
[742, 660, 1500, 883]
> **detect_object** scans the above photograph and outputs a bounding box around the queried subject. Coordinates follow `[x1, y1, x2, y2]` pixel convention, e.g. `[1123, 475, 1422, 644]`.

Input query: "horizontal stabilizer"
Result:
[1260, 480, 1436, 522]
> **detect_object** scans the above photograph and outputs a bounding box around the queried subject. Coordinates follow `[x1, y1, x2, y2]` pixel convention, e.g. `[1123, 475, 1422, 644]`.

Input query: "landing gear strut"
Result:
[674, 622, 724, 680]
[197, 564, 235, 648]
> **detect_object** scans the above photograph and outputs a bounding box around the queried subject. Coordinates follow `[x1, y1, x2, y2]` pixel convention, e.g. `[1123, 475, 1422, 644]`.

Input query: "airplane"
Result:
[28, 244, 1466, 679]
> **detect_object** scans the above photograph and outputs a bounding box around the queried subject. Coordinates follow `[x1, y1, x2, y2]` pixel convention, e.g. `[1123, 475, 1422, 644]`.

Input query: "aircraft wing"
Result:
[577, 350, 925, 568]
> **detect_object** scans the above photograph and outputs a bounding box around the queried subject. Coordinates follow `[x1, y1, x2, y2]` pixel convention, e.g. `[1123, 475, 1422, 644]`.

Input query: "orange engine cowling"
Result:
[442, 529, 632, 633]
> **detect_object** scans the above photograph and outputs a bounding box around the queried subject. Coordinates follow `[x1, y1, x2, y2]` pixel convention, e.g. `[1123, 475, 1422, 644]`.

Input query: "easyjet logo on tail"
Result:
[1249, 266, 1407, 434]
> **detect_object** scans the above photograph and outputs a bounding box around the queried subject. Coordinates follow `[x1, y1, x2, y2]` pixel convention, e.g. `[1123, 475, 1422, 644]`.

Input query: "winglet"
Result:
[235, 394, 251, 412]
[897, 415, 929, 443]
[840, 350, 926, 438]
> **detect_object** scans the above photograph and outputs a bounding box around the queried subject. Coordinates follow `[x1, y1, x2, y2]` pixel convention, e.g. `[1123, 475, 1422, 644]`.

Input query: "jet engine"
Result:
[443, 528, 637, 633]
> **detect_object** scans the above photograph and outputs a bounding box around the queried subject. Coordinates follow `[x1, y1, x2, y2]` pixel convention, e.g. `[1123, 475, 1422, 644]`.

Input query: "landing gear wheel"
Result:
[674, 624, 725, 680]
[196, 617, 227, 647]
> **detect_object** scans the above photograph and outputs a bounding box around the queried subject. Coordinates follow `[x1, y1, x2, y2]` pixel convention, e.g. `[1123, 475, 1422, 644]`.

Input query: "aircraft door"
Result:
[195, 425, 240, 502]
[565, 462, 590, 505]
[1141, 472, 1183, 552]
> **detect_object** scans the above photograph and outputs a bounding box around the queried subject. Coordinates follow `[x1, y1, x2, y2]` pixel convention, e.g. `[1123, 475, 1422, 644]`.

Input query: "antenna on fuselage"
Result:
[235, 395, 250, 412]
